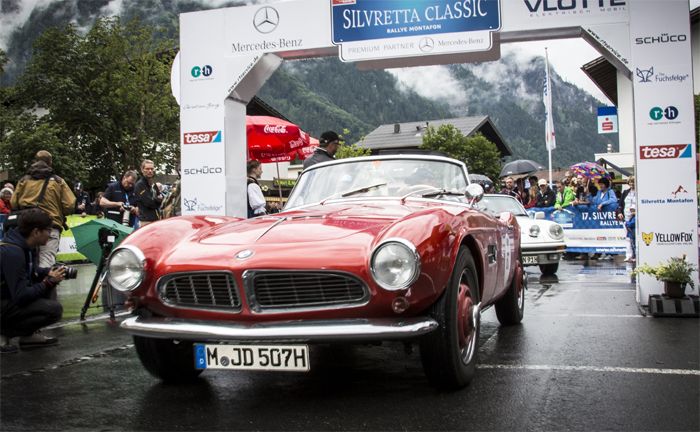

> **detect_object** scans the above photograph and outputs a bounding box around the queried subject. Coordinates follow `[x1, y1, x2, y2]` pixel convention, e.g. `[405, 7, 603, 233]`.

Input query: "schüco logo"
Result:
[649, 106, 678, 121]
[635, 33, 687, 45]
[183, 166, 223, 175]
[191, 65, 213, 78]
[639, 144, 691, 160]
[183, 131, 222, 145]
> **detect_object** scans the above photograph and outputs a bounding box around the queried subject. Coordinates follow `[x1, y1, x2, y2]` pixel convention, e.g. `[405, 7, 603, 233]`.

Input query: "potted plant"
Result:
[633, 255, 697, 298]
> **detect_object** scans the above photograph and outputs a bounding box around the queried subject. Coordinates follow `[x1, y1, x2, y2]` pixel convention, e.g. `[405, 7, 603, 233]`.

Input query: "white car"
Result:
[479, 194, 566, 275]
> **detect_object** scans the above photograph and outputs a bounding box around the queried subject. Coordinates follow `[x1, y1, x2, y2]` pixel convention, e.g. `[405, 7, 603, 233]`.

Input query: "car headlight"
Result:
[529, 225, 540, 238]
[107, 245, 146, 292]
[549, 224, 564, 240]
[370, 239, 420, 291]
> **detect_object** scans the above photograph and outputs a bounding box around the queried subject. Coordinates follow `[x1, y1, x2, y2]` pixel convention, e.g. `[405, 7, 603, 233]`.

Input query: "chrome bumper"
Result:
[121, 316, 438, 343]
[522, 243, 566, 265]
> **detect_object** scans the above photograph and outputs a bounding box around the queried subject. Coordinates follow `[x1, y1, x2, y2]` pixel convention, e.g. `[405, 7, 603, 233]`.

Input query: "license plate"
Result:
[194, 344, 309, 372]
[523, 255, 538, 264]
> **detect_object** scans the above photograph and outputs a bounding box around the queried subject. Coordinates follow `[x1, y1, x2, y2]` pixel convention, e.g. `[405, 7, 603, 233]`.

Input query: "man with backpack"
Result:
[10, 150, 76, 270]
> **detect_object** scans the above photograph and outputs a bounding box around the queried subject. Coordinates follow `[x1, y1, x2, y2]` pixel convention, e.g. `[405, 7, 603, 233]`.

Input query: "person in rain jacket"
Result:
[554, 178, 575, 210]
[590, 177, 618, 212]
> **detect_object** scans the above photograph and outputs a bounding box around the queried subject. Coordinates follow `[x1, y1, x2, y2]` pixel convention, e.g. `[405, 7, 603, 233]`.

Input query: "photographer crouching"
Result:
[1, 208, 68, 354]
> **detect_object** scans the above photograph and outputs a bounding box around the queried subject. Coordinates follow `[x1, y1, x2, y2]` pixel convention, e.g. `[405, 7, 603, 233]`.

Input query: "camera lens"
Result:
[62, 266, 78, 279]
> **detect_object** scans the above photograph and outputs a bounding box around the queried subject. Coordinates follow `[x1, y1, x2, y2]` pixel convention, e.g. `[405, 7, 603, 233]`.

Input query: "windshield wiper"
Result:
[421, 189, 465, 198]
[400, 186, 441, 203]
[320, 182, 387, 204]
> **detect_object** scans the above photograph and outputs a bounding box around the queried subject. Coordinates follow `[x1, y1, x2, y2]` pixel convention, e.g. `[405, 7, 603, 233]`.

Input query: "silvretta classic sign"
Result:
[331, 0, 501, 43]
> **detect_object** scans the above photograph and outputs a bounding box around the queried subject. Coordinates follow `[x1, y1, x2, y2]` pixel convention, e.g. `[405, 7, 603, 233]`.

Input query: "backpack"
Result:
[3, 177, 52, 234]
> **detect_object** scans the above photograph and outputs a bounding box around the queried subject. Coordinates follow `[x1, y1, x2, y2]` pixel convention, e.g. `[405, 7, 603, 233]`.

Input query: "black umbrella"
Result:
[499, 159, 545, 178]
[468, 173, 492, 184]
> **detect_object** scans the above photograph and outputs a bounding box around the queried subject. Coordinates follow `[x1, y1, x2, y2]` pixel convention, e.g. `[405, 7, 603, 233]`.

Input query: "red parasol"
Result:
[246, 117, 316, 200]
[247, 116, 309, 163]
[295, 136, 318, 160]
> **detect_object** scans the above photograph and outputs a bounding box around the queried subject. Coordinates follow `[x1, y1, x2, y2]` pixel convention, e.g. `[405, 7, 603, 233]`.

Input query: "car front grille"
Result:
[246, 271, 368, 311]
[159, 272, 241, 311]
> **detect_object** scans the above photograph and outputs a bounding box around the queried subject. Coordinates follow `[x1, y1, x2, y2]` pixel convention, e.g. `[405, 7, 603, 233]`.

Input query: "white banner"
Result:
[629, 0, 698, 303]
[339, 31, 493, 62]
[180, 10, 228, 216]
[224, 0, 332, 58]
[501, 0, 628, 32]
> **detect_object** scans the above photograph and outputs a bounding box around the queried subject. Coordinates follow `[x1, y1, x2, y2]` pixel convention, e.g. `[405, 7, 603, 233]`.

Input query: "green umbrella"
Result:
[71, 218, 133, 265]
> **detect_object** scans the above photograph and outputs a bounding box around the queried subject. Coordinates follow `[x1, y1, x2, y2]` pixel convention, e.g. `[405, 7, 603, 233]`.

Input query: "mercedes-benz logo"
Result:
[253, 6, 279, 34]
[419, 37, 435, 53]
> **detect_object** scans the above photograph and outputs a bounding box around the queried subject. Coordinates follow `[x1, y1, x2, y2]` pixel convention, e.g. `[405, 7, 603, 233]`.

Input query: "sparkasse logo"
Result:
[183, 131, 222, 145]
[639, 144, 691, 160]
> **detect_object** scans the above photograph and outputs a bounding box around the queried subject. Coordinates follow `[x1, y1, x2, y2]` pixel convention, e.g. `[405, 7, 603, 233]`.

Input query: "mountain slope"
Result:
[1, 0, 611, 168]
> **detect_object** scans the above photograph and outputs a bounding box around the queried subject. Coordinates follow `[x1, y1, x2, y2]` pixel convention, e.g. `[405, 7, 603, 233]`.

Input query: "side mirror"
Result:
[534, 211, 545, 220]
[465, 183, 484, 204]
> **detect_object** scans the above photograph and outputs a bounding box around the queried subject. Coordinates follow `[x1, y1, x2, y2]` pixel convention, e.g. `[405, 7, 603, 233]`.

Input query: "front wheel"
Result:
[495, 260, 525, 325]
[420, 247, 480, 390]
[133, 336, 203, 383]
[539, 262, 559, 276]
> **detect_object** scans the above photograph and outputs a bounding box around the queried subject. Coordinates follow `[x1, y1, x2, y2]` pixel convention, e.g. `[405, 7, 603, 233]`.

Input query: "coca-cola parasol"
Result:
[247, 116, 309, 163]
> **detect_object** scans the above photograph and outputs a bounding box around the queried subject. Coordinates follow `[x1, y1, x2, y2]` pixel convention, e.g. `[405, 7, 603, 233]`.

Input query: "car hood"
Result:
[515, 215, 565, 244]
[197, 202, 420, 246]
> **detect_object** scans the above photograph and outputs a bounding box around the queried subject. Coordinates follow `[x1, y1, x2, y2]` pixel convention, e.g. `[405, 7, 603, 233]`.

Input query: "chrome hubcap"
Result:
[456, 269, 479, 364]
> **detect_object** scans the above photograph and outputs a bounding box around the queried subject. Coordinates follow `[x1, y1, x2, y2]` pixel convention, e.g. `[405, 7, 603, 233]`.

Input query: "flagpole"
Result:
[544, 47, 555, 187]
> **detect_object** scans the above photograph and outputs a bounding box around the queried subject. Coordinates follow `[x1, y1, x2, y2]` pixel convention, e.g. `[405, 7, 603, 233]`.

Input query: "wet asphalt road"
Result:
[1, 258, 699, 431]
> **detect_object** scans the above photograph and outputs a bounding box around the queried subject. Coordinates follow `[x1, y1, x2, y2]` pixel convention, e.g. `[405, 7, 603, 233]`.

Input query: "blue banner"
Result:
[529, 205, 626, 254]
[331, 0, 501, 43]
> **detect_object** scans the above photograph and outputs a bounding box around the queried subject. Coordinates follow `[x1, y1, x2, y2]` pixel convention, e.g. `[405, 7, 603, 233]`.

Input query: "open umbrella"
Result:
[468, 173, 492, 184]
[500, 159, 545, 177]
[71, 218, 133, 266]
[570, 161, 610, 179]
[247, 116, 308, 162]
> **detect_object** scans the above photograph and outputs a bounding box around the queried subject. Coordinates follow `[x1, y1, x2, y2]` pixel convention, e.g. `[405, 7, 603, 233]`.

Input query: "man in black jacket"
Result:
[302, 131, 342, 169]
[0, 208, 65, 353]
[134, 160, 163, 227]
[535, 179, 556, 208]
[100, 170, 139, 226]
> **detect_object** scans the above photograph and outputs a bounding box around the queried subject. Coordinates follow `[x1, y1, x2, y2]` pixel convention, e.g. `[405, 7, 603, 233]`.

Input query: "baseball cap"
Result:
[538, 179, 547, 186]
[319, 130, 340, 145]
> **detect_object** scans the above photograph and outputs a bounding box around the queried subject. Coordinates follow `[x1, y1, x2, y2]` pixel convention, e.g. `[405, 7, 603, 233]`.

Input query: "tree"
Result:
[11, 18, 179, 190]
[421, 125, 502, 181]
[334, 128, 371, 159]
[0, 49, 84, 182]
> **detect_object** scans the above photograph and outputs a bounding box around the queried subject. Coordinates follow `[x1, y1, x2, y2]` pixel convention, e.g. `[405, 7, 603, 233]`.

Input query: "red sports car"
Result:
[109, 154, 524, 389]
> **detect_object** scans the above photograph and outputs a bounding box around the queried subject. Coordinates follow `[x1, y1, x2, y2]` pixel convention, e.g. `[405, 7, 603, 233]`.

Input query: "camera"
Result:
[122, 204, 133, 226]
[52, 264, 78, 279]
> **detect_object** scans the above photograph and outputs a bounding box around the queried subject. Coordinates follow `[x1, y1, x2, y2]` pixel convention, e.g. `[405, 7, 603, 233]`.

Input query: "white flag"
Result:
[543, 50, 556, 151]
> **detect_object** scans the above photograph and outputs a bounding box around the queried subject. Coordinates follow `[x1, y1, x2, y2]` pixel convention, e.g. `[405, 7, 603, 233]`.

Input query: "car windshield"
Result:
[478, 195, 528, 217]
[286, 158, 468, 208]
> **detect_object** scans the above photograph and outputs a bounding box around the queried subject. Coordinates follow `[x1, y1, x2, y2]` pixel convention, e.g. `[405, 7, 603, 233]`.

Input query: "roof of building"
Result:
[581, 56, 618, 105]
[247, 96, 290, 121]
[358, 116, 512, 157]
